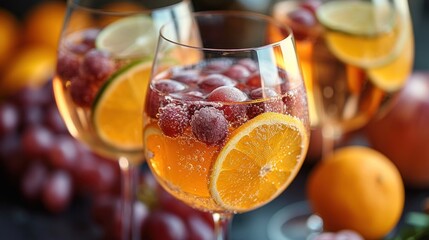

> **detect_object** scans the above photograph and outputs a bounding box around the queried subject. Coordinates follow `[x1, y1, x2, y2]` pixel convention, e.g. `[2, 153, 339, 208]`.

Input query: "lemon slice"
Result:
[210, 112, 308, 212]
[96, 15, 157, 58]
[93, 60, 152, 150]
[316, 1, 395, 36]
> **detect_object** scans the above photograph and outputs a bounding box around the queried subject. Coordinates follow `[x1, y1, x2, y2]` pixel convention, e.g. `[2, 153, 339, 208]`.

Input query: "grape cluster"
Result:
[0, 82, 214, 239]
[56, 29, 117, 108]
[147, 58, 293, 145]
[0, 82, 120, 213]
[285, 0, 322, 40]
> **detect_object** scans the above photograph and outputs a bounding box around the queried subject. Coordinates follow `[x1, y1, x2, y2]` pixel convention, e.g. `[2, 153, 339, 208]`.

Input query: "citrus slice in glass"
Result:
[316, 1, 405, 68]
[367, 28, 414, 92]
[96, 15, 157, 58]
[210, 112, 308, 212]
[93, 60, 152, 150]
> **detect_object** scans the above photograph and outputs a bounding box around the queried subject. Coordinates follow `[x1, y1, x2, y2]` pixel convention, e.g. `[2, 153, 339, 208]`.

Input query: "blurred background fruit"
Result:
[0, 8, 21, 71]
[307, 146, 405, 240]
[0, 46, 56, 96]
[365, 72, 429, 188]
[22, 1, 66, 49]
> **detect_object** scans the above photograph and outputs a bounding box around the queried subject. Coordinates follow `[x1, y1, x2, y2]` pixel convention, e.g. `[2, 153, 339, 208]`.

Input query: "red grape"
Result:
[247, 87, 283, 119]
[21, 161, 48, 201]
[186, 215, 214, 240]
[0, 103, 19, 137]
[300, 0, 322, 15]
[158, 103, 190, 138]
[288, 8, 316, 26]
[70, 77, 99, 107]
[44, 105, 67, 133]
[154, 79, 188, 93]
[80, 49, 115, 84]
[41, 170, 73, 213]
[171, 70, 200, 84]
[21, 125, 55, 158]
[237, 58, 258, 73]
[48, 136, 79, 171]
[56, 52, 81, 80]
[142, 210, 188, 240]
[223, 64, 251, 81]
[206, 86, 248, 124]
[198, 74, 236, 93]
[191, 107, 228, 145]
[246, 72, 263, 89]
[81, 28, 100, 49]
[201, 58, 232, 74]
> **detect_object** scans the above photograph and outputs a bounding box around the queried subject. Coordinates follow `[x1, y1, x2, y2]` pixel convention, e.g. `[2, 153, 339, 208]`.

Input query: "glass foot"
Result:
[267, 201, 323, 240]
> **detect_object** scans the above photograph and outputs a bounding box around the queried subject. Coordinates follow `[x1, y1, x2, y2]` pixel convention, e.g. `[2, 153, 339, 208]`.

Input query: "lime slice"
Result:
[316, 1, 395, 36]
[96, 15, 157, 58]
[93, 60, 152, 150]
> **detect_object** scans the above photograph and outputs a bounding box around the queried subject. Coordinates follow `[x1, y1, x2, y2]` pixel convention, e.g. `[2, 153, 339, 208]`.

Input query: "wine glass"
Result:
[269, 0, 414, 238]
[53, 0, 192, 239]
[143, 11, 310, 239]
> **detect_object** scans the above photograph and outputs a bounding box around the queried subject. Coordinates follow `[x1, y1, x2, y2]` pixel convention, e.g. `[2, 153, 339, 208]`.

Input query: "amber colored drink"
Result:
[53, 29, 151, 163]
[273, 0, 414, 134]
[143, 58, 309, 213]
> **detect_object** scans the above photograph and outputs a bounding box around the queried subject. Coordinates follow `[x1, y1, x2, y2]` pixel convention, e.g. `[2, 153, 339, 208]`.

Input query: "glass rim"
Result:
[159, 10, 295, 52]
[68, 0, 190, 16]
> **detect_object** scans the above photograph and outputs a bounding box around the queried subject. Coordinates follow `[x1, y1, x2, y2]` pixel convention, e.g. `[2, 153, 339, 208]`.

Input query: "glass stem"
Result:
[321, 123, 340, 157]
[212, 212, 233, 240]
[119, 157, 139, 240]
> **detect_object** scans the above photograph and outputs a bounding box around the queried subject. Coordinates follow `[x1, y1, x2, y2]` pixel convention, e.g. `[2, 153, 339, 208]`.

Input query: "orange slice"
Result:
[210, 112, 308, 212]
[367, 29, 414, 92]
[93, 60, 152, 150]
[316, 1, 406, 69]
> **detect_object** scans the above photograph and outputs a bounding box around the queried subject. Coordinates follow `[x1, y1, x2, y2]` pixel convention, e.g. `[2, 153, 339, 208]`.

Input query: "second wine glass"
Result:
[53, 0, 193, 239]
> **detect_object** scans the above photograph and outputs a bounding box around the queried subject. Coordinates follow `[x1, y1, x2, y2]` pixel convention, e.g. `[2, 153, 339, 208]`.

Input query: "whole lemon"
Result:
[307, 146, 404, 240]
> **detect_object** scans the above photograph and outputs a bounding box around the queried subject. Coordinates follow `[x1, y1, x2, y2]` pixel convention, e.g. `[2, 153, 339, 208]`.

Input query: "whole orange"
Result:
[23, 1, 66, 49]
[307, 146, 404, 240]
[0, 8, 20, 70]
[0, 46, 56, 96]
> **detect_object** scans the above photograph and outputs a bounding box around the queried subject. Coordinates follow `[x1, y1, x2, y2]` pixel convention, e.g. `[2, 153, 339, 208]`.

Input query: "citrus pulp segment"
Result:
[93, 60, 152, 150]
[210, 112, 308, 212]
[96, 15, 157, 58]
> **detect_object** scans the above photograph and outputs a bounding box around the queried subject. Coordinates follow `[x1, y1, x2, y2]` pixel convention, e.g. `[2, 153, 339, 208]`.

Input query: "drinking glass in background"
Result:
[53, 0, 193, 239]
[269, 0, 414, 239]
[143, 11, 311, 239]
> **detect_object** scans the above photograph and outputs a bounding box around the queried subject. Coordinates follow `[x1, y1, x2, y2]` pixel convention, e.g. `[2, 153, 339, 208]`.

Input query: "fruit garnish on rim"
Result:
[210, 112, 308, 212]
